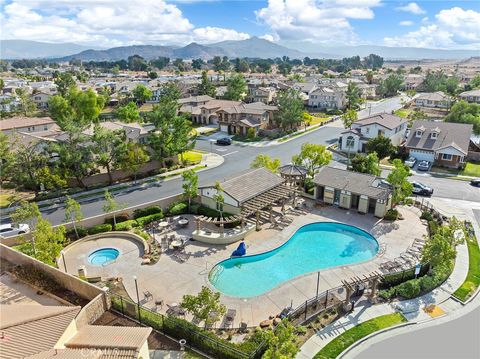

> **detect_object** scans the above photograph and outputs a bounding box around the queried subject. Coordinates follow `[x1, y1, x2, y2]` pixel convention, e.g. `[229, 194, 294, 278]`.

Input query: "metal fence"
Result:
[110, 294, 266, 359]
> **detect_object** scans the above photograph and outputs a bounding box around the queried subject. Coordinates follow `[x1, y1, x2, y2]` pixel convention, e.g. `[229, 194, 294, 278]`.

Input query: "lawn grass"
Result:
[309, 116, 331, 125]
[460, 162, 480, 177]
[179, 150, 203, 164]
[453, 237, 480, 302]
[394, 108, 412, 118]
[314, 313, 407, 359]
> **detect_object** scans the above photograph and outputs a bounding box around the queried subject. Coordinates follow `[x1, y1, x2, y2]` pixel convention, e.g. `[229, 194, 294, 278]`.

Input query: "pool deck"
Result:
[62, 205, 427, 328]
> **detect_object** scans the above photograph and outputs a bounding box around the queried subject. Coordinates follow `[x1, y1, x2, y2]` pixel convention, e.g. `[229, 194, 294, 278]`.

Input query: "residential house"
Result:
[198, 99, 242, 125]
[31, 92, 52, 109]
[0, 116, 56, 135]
[403, 74, 424, 91]
[338, 113, 408, 153]
[458, 89, 480, 104]
[247, 86, 276, 104]
[312, 166, 392, 218]
[405, 120, 473, 168]
[308, 87, 346, 110]
[0, 94, 20, 112]
[415, 91, 451, 109]
[216, 102, 278, 135]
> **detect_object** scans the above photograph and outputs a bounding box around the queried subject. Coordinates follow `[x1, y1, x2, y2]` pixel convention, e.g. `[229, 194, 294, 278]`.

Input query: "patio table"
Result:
[158, 221, 169, 229]
[171, 239, 183, 249]
[178, 218, 189, 227]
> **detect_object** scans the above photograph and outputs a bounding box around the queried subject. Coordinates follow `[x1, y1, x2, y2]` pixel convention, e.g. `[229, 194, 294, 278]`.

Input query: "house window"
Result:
[44, 125, 48, 130]
[365, 128, 370, 134]
[431, 132, 438, 139]
[442, 153, 453, 161]
[346, 136, 355, 148]
[416, 130, 423, 138]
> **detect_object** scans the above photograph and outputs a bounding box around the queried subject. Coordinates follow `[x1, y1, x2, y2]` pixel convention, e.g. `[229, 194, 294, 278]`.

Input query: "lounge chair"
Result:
[143, 290, 153, 301]
[379, 261, 396, 271]
[225, 309, 236, 327]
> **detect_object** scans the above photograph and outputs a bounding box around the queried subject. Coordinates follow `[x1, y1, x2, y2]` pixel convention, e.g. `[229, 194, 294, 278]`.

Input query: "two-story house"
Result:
[338, 113, 408, 153]
[308, 87, 346, 110]
[458, 89, 480, 104]
[405, 121, 473, 169]
[31, 92, 51, 109]
[415, 91, 451, 109]
[0, 116, 57, 135]
[217, 102, 278, 135]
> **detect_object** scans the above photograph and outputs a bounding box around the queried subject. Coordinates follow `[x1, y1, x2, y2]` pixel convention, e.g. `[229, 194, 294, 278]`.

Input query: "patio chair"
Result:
[143, 290, 153, 301]
[379, 261, 396, 271]
[225, 309, 236, 327]
[393, 257, 410, 268]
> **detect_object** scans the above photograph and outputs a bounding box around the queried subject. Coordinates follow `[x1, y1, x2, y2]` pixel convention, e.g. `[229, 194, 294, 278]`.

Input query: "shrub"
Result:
[136, 213, 164, 227]
[133, 206, 163, 219]
[384, 209, 399, 221]
[66, 226, 88, 239]
[396, 279, 421, 299]
[428, 220, 439, 236]
[168, 202, 188, 216]
[378, 288, 395, 300]
[197, 205, 233, 219]
[133, 228, 150, 241]
[420, 211, 434, 221]
[104, 213, 130, 226]
[419, 275, 436, 292]
[114, 220, 139, 231]
[190, 203, 200, 214]
[88, 223, 112, 235]
[247, 127, 256, 139]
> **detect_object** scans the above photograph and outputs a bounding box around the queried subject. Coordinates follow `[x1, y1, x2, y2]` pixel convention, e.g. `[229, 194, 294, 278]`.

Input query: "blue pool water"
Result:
[209, 222, 378, 297]
[88, 248, 120, 265]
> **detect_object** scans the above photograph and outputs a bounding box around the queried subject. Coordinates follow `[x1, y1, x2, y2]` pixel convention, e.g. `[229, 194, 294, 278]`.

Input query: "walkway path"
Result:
[297, 220, 471, 359]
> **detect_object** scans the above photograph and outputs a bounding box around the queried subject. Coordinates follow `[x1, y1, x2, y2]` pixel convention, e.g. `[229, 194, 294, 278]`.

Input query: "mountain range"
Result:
[1, 38, 478, 61]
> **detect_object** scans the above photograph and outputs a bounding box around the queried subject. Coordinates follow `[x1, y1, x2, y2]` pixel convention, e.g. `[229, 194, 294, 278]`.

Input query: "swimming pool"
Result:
[88, 248, 120, 265]
[209, 222, 378, 297]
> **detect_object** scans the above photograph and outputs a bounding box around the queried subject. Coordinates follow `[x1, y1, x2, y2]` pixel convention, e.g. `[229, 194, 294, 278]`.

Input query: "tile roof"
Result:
[313, 166, 391, 200]
[0, 117, 55, 131]
[416, 91, 450, 101]
[353, 112, 407, 130]
[0, 305, 81, 359]
[28, 348, 138, 359]
[405, 120, 473, 155]
[66, 325, 151, 351]
[200, 100, 242, 110]
[178, 95, 214, 104]
[201, 168, 285, 204]
[459, 89, 480, 97]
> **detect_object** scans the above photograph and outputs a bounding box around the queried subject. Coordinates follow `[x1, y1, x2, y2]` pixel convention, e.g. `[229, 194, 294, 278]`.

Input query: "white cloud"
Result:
[399, 20, 414, 26]
[385, 7, 480, 49]
[396, 2, 426, 15]
[255, 0, 381, 45]
[0, 0, 246, 47]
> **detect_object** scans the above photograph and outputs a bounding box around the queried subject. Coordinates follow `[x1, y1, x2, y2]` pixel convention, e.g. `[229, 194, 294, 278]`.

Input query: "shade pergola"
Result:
[194, 214, 246, 234]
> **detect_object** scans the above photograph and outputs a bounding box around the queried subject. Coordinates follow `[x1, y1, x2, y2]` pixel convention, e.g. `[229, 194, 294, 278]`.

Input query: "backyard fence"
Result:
[110, 294, 266, 359]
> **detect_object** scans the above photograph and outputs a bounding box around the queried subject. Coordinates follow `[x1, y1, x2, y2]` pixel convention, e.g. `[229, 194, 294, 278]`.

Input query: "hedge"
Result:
[197, 205, 233, 219]
[136, 212, 164, 227]
[88, 223, 113, 235]
[104, 213, 130, 226]
[66, 226, 88, 239]
[168, 202, 188, 216]
[133, 205, 163, 219]
[114, 220, 139, 231]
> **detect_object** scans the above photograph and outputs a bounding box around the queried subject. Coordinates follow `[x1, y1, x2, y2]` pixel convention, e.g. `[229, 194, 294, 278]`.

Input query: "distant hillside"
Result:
[172, 43, 227, 59]
[208, 37, 308, 59]
[63, 45, 176, 61]
[0, 40, 101, 59]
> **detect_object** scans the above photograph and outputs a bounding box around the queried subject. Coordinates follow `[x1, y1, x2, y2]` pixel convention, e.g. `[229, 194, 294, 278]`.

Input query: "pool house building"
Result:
[312, 166, 392, 217]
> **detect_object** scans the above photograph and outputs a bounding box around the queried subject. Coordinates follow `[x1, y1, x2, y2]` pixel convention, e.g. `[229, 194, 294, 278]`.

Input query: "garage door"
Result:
[220, 124, 228, 133]
[410, 150, 434, 162]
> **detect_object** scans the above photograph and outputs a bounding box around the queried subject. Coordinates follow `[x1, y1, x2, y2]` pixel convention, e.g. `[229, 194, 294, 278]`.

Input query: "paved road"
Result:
[354, 305, 480, 359]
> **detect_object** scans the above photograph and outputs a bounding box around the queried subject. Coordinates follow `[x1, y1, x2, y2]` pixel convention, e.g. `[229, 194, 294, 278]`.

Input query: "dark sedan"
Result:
[410, 181, 434, 196]
[470, 178, 480, 187]
[216, 137, 232, 145]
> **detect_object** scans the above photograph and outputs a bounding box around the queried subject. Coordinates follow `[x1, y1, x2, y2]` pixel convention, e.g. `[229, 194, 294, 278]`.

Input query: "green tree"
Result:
[342, 108, 357, 129]
[35, 167, 67, 191]
[64, 196, 83, 239]
[54, 72, 76, 96]
[262, 319, 299, 359]
[235, 58, 250, 73]
[366, 70, 374, 84]
[116, 101, 141, 123]
[182, 169, 198, 212]
[250, 154, 281, 173]
[17, 218, 66, 266]
[386, 159, 413, 206]
[213, 181, 225, 218]
[15, 88, 36, 116]
[181, 286, 226, 329]
[173, 58, 185, 72]
[11, 201, 41, 255]
[363, 54, 384, 69]
[422, 231, 457, 267]
[276, 89, 304, 130]
[346, 82, 360, 109]
[150, 57, 170, 70]
[102, 190, 126, 228]
[128, 55, 147, 71]
[224, 74, 247, 101]
[365, 136, 394, 159]
[147, 71, 158, 79]
[377, 74, 403, 98]
[212, 56, 222, 72]
[444, 101, 480, 135]
[351, 152, 381, 176]
[10, 137, 49, 191]
[132, 84, 152, 104]
[192, 58, 204, 71]
[120, 142, 149, 183]
[197, 71, 216, 97]
[292, 143, 332, 178]
[92, 126, 128, 184]
[467, 74, 480, 90]
[0, 132, 14, 185]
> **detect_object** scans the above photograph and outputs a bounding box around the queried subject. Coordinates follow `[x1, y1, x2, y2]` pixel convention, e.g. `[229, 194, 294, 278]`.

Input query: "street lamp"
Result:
[60, 250, 67, 273]
[133, 275, 141, 322]
[209, 139, 215, 153]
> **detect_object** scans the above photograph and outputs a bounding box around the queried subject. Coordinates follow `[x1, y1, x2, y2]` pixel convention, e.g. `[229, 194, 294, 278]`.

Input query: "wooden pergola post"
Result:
[195, 217, 201, 231]
[255, 210, 260, 231]
[269, 205, 273, 223]
[369, 277, 379, 304]
[219, 222, 224, 236]
[241, 217, 245, 230]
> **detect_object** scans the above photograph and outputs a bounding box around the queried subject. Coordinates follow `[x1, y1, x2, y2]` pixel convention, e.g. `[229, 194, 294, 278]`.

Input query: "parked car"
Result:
[0, 223, 30, 237]
[216, 137, 232, 146]
[470, 178, 480, 187]
[417, 160, 431, 171]
[410, 181, 434, 196]
[404, 157, 417, 168]
[378, 179, 393, 189]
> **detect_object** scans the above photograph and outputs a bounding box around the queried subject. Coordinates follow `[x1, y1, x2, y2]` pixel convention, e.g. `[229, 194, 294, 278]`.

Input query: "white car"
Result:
[0, 223, 30, 237]
[404, 157, 417, 168]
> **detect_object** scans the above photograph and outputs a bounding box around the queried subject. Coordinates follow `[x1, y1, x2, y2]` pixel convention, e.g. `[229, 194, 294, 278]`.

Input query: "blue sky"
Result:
[1, 1, 479, 50]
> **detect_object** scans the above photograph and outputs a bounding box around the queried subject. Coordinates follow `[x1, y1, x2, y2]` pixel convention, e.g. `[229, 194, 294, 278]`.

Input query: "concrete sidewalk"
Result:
[297, 235, 470, 359]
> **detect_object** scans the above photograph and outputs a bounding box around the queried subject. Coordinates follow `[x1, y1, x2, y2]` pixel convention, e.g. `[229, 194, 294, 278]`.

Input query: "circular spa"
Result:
[209, 222, 379, 298]
[87, 247, 120, 265]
